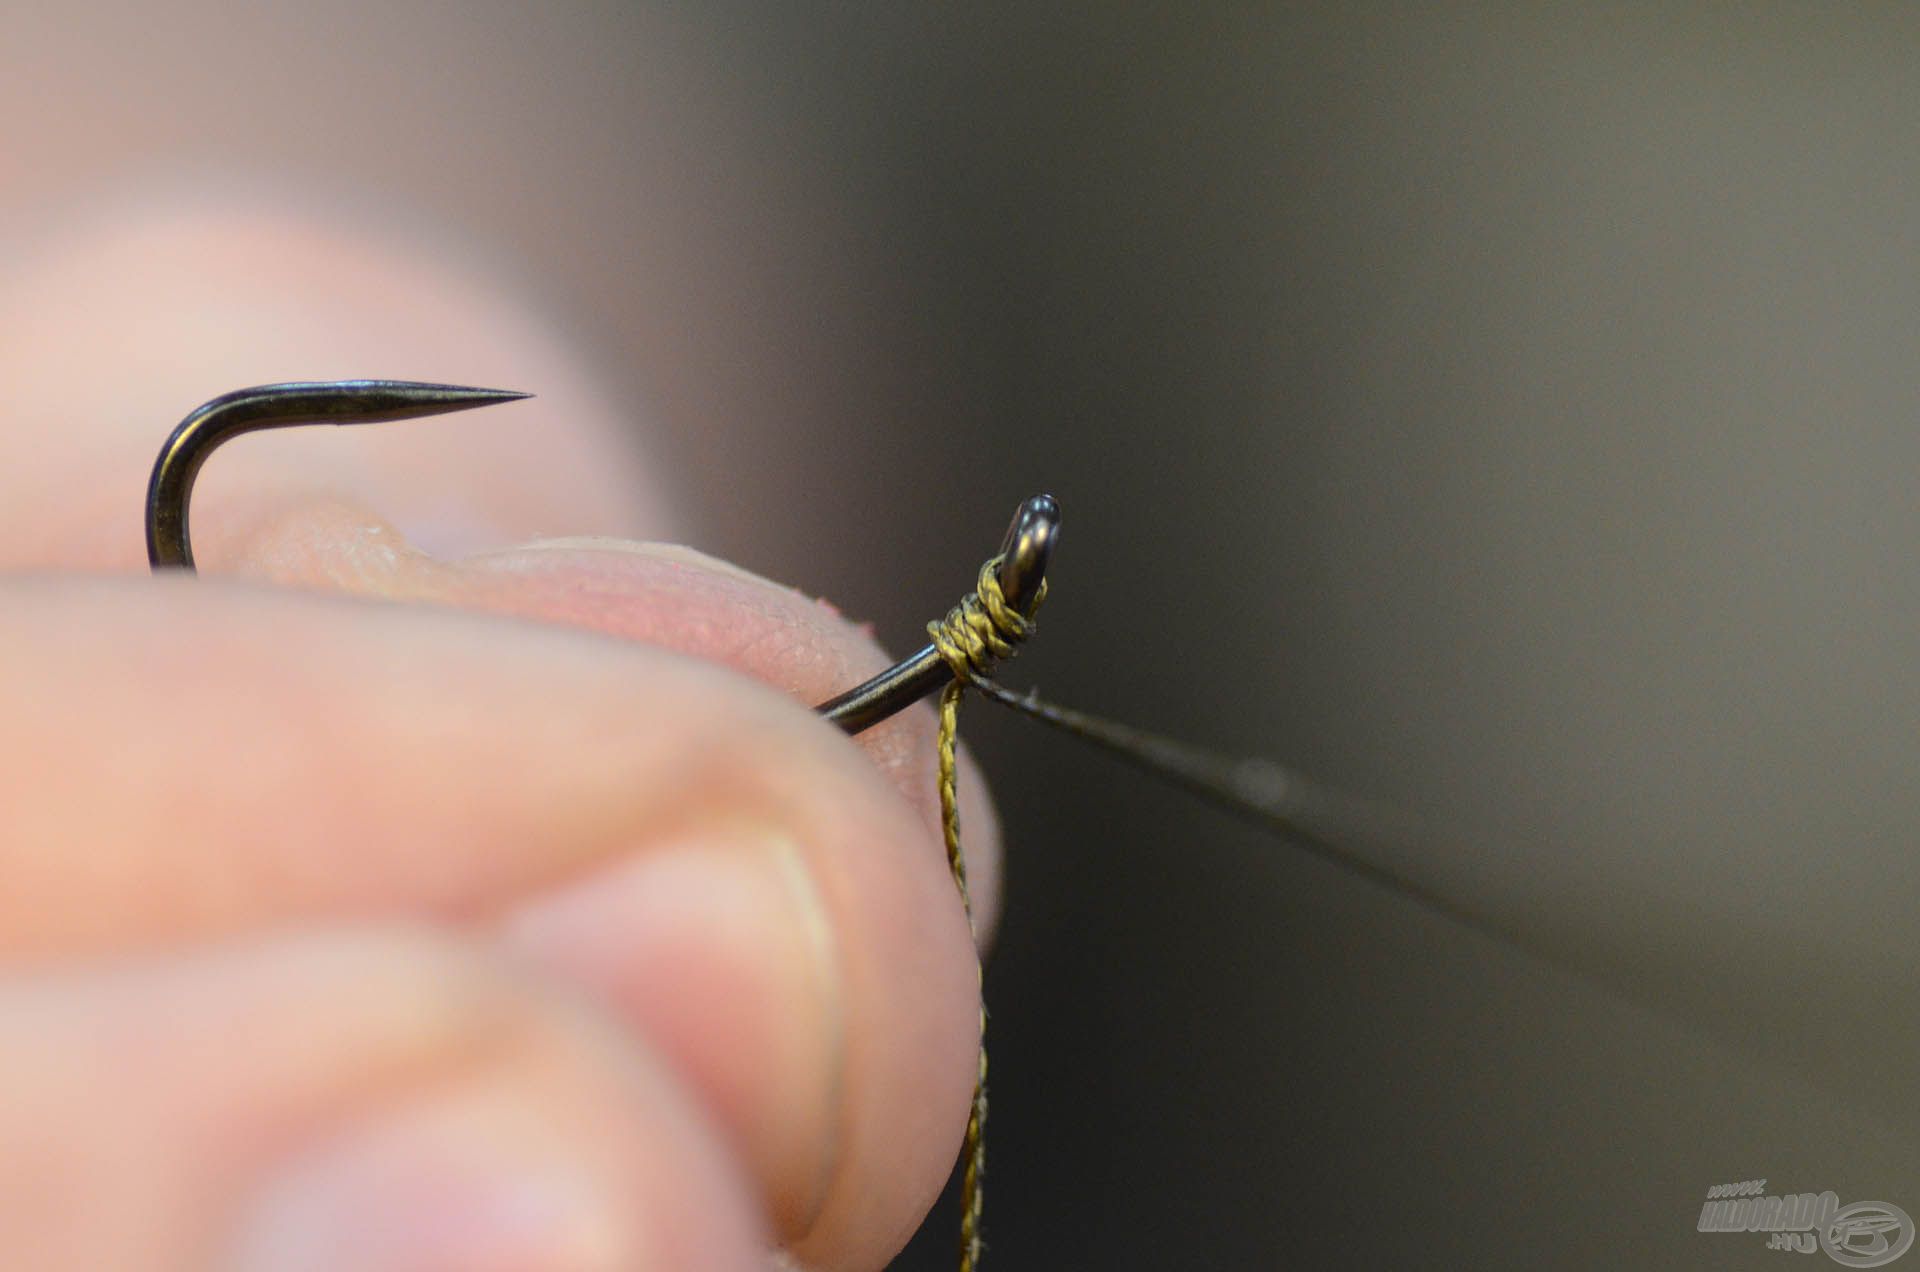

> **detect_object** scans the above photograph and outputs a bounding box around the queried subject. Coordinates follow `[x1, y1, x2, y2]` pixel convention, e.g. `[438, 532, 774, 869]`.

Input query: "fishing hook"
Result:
[145, 380, 1058, 734]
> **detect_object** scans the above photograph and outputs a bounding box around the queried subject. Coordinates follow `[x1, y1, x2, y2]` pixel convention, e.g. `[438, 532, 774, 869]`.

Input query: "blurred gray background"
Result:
[5, 5, 1916, 1267]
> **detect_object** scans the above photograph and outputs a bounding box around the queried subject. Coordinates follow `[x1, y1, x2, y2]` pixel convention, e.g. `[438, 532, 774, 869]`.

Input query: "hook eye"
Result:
[993, 493, 1060, 618]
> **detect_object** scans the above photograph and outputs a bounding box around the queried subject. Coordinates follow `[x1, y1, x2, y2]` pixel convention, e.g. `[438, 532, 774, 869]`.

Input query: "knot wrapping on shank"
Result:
[927, 555, 1045, 686]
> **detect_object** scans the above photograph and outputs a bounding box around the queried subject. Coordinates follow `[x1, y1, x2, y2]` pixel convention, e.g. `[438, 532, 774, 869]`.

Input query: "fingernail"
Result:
[230, 1094, 634, 1272]
[504, 828, 844, 1239]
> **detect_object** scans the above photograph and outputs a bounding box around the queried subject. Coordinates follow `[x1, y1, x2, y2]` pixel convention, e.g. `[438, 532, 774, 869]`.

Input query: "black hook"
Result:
[146, 381, 1058, 736]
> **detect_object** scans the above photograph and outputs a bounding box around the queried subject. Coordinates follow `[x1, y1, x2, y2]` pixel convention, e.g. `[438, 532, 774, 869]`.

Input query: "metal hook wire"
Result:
[145, 381, 1058, 737]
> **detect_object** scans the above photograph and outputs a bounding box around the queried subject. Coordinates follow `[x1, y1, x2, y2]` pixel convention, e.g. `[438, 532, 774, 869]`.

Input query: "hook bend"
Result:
[146, 380, 529, 571]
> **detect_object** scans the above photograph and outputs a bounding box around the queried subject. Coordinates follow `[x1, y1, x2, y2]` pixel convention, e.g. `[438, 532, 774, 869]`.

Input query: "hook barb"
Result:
[146, 380, 530, 571]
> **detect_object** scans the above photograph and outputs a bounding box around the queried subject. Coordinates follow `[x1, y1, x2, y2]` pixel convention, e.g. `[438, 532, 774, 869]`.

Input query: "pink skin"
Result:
[0, 201, 1004, 1270]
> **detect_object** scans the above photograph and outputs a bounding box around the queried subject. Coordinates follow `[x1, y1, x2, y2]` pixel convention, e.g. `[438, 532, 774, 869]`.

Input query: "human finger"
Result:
[0, 577, 978, 1268]
[0, 925, 766, 1271]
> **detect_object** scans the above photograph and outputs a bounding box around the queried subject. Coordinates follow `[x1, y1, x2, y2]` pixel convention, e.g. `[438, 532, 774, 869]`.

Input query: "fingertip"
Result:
[504, 824, 847, 1238]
